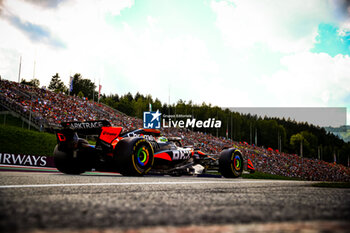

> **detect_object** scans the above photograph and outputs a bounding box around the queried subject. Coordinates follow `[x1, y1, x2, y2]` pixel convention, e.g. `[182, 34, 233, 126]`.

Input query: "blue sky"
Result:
[0, 0, 349, 126]
[312, 23, 350, 56]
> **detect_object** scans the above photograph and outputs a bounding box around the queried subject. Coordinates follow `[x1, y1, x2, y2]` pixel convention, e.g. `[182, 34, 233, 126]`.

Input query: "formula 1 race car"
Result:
[53, 120, 255, 178]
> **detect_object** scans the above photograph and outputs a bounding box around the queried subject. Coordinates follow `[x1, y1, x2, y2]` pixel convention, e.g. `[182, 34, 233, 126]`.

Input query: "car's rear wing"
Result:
[60, 120, 111, 135]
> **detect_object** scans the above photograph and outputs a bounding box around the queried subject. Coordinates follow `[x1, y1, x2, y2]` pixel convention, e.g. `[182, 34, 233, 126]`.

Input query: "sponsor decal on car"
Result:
[68, 121, 105, 129]
[126, 132, 156, 141]
[99, 127, 122, 143]
[172, 149, 192, 160]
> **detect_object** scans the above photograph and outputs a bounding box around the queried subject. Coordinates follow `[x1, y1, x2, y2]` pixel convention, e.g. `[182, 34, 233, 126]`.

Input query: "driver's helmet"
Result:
[158, 136, 168, 142]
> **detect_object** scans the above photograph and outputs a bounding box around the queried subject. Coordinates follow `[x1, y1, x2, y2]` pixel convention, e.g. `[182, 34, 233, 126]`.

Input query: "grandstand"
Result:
[0, 80, 143, 131]
[1, 79, 349, 182]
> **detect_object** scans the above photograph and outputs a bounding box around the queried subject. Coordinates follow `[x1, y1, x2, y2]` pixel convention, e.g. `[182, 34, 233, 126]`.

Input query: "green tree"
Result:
[125, 92, 133, 102]
[339, 142, 350, 165]
[48, 73, 67, 93]
[290, 131, 318, 158]
[21, 78, 40, 87]
[153, 98, 162, 111]
[20, 79, 30, 86]
[300, 131, 318, 157]
[257, 119, 280, 148]
[100, 94, 119, 109]
[77, 91, 84, 98]
[290, 133, 305, 156]
[117, 98, 134, 116]
[71, 73, 97, 99]
[134, 97, 146, 118]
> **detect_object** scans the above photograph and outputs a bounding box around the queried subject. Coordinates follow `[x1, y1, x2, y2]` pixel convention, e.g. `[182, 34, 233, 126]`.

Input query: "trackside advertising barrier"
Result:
[0, 153, 55, 167]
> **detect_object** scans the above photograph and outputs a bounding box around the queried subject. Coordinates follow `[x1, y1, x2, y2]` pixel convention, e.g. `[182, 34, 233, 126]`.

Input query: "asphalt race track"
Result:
[0, 171, 350, 233]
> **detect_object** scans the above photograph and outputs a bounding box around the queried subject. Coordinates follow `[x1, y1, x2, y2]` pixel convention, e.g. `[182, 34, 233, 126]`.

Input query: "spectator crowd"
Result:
[1, 80, 349, 182]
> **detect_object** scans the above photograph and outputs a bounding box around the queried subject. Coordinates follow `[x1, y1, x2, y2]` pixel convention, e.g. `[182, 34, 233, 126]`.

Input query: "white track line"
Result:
[0, 180, 298, 189]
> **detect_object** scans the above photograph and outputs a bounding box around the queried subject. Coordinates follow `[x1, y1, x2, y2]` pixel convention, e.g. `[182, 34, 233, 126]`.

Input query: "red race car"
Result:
[54, 120, 255, 177]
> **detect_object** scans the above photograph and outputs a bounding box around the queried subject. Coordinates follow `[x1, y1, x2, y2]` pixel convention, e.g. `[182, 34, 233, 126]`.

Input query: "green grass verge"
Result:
[312, 182, 350, 188]
[241, 171, 301, 180]
[0, 124, 56, 156]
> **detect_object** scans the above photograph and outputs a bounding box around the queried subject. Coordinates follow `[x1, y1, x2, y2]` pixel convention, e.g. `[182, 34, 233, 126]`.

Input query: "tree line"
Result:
[43, 73, 350, 166]
[100, 92, 350, 166]
[22, 73, 97, 100]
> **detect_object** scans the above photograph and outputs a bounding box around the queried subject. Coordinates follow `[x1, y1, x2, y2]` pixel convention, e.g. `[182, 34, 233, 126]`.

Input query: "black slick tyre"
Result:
[53, 145, 86, 174]
[219, 148, 244, 178]
[114, 137, 154, 176]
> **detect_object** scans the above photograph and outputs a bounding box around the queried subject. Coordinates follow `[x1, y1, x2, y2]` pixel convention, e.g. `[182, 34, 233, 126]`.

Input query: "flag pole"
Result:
[18, 56, 22, 83]
[69, 74, 73, 96]
[93, 77, 95, 103]
[98, 80, 101, 103]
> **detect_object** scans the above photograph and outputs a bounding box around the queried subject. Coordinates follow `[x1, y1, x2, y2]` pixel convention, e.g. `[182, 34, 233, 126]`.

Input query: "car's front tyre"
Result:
[219, 148, 244, 178]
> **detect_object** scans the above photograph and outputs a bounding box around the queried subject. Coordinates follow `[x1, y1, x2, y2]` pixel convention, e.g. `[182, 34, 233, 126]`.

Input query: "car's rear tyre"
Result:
[53, 139, 94, 174]
[114, 137, 154, 176]
[53, 145, 86, 174]
[219, 148, 244, 178]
